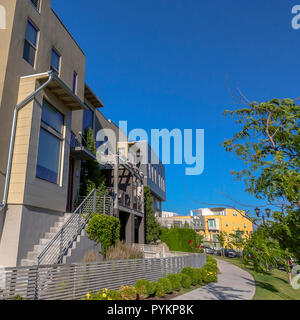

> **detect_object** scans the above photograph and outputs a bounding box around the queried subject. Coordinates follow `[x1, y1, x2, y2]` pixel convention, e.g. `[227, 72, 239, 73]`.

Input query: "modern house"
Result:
[0, 0, 147, 267]
[190, 208, 253, 249]
[159, 211, 205, 231]
[116, 140, 166, 218]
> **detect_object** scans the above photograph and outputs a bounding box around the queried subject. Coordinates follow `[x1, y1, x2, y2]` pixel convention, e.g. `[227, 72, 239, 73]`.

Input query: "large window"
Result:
[23, 20, 38, 67]
[51, 48, 61, 74]
[82, 107, 94, 132]
[36, 100, 64, 184]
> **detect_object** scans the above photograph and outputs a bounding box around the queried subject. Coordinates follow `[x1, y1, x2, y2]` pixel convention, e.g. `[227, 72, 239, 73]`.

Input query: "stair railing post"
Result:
[103, 194, 106, 214]
[59, 227, 64, 264]
[93, 189, 97, 213]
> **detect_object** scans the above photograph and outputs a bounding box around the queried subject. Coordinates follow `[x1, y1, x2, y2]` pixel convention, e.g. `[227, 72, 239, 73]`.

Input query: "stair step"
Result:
[39, 238, 50, 245]
[21, 259, 36, 267]
[44, 232, 56, 239]
[54, 221, 65, 228]
[50, 227, 60, 233]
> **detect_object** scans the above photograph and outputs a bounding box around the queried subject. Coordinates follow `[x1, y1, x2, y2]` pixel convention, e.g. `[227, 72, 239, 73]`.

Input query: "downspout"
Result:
[0, 71, 54, 212]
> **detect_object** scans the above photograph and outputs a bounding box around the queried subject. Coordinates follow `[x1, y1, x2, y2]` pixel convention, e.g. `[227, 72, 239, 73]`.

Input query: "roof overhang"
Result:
[70, 146, 96, 161]
[21, 72, 87, 111]
[85, 84, 104, 108]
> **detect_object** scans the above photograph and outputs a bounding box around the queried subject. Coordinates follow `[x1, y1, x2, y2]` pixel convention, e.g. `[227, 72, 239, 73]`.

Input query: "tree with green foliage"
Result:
[80, 128, 106, 197]
[227, 230, 247, 253]
[216, 231, 227, 256]
[86, 214, 120, 257]
[223, 98, 300, 283]
[144, 186, 161, 243]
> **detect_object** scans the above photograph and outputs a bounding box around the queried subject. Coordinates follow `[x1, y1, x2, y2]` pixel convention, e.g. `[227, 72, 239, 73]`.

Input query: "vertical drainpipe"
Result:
[0, 71, 54, 212]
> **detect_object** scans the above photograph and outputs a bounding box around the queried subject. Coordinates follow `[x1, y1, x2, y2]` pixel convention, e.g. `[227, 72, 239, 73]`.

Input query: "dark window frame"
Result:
[30, 0, 40, 12]
[36, 100, 64, 185]
[50, 48, 61, 75]
[23, 20, 39, 67]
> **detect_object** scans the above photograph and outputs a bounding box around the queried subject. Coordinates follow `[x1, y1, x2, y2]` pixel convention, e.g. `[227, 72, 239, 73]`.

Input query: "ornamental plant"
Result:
[120, 286, 137, 300]
[148, 282, 157, 296]
[135, 279, 151, 299]
[84, 288, 113, 300]
[86, 214, 120, 257]
[154, 281, 166, 298]
[157, 278, 172, 294]
[181, 267, 198, 286]
[167, 274, 182, 291]
[180, 273, 192, 289]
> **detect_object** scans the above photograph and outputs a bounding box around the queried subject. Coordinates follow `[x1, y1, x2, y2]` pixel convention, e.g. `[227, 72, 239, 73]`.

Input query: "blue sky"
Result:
[53, 0, 300, 216]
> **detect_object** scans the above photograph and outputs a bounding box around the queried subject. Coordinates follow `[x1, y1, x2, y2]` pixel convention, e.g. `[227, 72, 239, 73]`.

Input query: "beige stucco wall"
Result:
[0, 0, 86, 204]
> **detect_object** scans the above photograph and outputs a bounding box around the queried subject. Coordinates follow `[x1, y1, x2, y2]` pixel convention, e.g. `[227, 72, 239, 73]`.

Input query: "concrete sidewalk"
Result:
[172, 258, 256, 300]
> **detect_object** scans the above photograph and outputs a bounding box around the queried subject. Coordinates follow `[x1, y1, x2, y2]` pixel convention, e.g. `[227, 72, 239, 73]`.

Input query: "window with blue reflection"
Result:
[51, 48, 60, 73]
[83, 107, 94, 131]
[36, 101, 64, 184]
[36, 129, 61, 184]
[23, 21, 38, 66]
[41, 100, 63, 133]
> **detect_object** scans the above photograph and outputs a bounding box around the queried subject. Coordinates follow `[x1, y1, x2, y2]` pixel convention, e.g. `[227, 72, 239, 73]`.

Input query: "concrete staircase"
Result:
[21, 213, 72, 266]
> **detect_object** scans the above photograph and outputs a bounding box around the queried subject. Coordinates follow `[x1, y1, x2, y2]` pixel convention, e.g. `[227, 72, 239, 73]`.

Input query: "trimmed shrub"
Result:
[157, 278, 173, 294]
[148, 282, 157, 296]
[167, 274, 182, 291]
[135, 279, 151, 299]
[86, 214, 120, 256]
[194, 268, 203, 285]
[108, 290, 124, 300]
[180, 273, 192, 289]
[181, 267, 198, 286]
[160, 227, 202, 253]
[120, 286, 137, 300]
[154, 282, 166, 298]
[106, 242, 143, 261]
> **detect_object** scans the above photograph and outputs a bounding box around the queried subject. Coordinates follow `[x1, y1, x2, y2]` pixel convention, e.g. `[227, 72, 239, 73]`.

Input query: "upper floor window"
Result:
[37, 100, 64, 184]
[83, 107, 94, 133]
[23, 20, 38, 67]
[208, 219, 217, 229]
[51, 48, 61, 75]
[73, 72, 78, 94]
[30, 0, 40, 11]
[233, 211, 238, 216]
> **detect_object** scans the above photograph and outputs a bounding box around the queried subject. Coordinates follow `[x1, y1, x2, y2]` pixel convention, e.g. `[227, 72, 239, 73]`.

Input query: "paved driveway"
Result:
[172, 258, 256, 300]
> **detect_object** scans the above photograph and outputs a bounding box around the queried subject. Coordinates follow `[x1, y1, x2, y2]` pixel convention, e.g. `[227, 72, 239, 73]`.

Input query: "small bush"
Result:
[167, 274, 182, 291]
[181, 267, 198, 286]
[180, 273, 192, 288]
[86, 214, 120, 256]
[11, 295, 24, 300]
[108, 290, 124, 300]
[81, 250, 100, 263]
[120, 286, 137, 300]
[84, 289, 112, 300]
[135, 279, 151, 299]
[106, 242, 143, 261]
[194, 268, 203, 285]
[157, 278, 172, 294]
[154, 282, 166, 298]
[148, 282, 157, 296]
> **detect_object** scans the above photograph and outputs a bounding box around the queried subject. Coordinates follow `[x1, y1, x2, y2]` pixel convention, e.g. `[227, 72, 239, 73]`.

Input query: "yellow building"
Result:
[191, 208, 253, 249]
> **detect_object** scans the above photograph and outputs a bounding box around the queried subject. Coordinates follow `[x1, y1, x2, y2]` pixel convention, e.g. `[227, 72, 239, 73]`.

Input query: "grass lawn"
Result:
[216, 256, 300, 300]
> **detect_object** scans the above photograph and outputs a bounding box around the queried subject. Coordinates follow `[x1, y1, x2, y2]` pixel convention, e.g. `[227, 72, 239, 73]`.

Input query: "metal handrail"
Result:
[37, 189, 113, 265]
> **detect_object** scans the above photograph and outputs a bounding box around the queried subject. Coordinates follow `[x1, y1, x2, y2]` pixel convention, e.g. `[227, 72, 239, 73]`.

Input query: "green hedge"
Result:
[160, 227, 201, 253]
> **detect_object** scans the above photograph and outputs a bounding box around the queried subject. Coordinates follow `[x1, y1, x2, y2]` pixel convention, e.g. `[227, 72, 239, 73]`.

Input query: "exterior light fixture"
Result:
[255, 207, 260, 217]
[265, 208, 271, 218]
